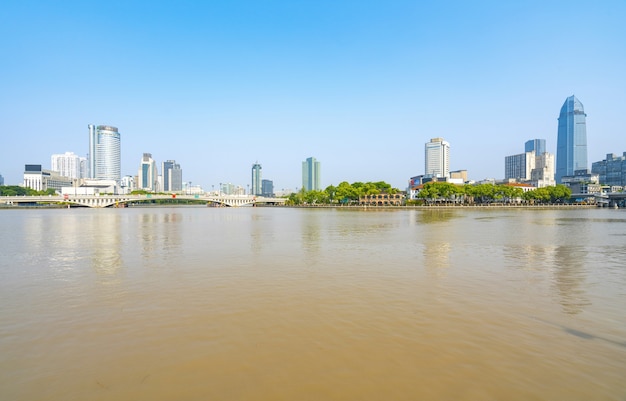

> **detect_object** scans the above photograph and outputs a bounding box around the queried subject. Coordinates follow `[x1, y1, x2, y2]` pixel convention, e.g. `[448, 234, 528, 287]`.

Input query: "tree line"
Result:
[0, 185, 56, 196]
[285, 181, 574, 206]
[287, 181, 399, 205]
[410, 182, 572, 205]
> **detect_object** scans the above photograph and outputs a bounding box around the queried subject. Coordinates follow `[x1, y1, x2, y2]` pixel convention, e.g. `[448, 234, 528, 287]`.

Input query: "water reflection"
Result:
[420, 217, 452, 276]
[91, 212, 122, 283]
[138, 211, 182, 263]
[552, 245, 591, 315]
[415, 209, 459, 224]
[301, 211, 322, 267]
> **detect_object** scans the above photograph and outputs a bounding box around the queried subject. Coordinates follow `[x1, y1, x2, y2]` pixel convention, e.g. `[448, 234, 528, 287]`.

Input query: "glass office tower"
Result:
[162, 160, 182, 192]
[88, 124, 121, 182]
[556, 96, 587, 183]
[302, 157, 321, 191]
[525, 139, 546, 156]
[251, 162, 262, 195]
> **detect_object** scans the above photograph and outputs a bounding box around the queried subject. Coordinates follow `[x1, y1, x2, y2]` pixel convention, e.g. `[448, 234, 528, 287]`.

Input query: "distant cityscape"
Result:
[408, 95, 625, 198]
[3, 95, 626, 198]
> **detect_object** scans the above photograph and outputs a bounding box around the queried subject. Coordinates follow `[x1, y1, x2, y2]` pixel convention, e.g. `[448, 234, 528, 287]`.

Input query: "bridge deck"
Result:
[1, 194, 286, 208]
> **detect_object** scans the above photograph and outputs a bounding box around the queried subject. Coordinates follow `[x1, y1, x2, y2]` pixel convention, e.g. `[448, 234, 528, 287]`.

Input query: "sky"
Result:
[1, 0, 625, 191]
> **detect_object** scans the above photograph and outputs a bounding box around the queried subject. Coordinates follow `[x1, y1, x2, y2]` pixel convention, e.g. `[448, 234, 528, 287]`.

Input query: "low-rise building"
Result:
[23, 164, 73, 193]
[359, 193, 405, 206]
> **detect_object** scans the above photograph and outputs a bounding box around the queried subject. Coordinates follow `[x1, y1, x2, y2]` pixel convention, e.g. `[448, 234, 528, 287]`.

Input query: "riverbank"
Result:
[285, 203, 600, 210]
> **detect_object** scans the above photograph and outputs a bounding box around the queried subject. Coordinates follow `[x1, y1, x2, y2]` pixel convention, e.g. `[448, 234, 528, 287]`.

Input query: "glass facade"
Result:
[139, 153, 157, 191]
[302, 157, 321, 191]
[591, 152, 626, 186]
[525, 139, 546, 155]
[88, 124, 121, 182]
[162, 160, 182, 192]
[162, 161, 174, 191]
[261, 179, 274, 197]
[556, 96, 587, 183]
[251, 163, 262, 195]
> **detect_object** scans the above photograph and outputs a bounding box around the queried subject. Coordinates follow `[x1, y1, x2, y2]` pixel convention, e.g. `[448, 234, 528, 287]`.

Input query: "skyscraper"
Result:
[162, 160, 182, 192]
[505, 152, 535, 181]
[302, 157, 321, 191]
[138, 153, 158, 191]
[88, 124, 121, 182]
[262, 179, 274, 197]
[556, 96, 587, 183]
[251, 162, 262, 195]
[525, 139, 546, 156]
[51, 151, 85, 180]
[424, 137, 450, 178]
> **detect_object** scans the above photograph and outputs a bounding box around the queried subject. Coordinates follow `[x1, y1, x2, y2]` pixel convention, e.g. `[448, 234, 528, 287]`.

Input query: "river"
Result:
[1, 207, 625, 400]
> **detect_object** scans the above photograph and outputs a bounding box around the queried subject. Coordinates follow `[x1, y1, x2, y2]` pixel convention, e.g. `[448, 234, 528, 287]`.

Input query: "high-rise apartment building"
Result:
[162, 160, 182, 192]
[425, 137, 450, 178]
[88, 124, 121, 182]
[525, 139, 546, 156]
[302, 157, 321, 191]
[556, 96, 587, 183]
[251, 162, 262, 195]
[138, 153, 158, 192]
[505, 152, 535, 181]
[51, 151, 85, 180]
[0, 174, 4, 186]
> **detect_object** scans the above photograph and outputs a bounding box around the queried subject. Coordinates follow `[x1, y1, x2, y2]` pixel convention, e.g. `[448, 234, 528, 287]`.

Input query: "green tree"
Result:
[464, 183, 495, 204]
[324, 185, 337, 203]
[549, 184, 572, 203]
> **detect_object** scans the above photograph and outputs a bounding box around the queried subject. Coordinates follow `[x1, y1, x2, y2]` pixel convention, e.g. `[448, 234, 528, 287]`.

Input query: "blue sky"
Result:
[1, 0, 625, 190]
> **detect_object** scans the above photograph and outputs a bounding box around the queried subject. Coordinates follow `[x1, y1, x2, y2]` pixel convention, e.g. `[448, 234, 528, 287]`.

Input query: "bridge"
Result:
[1, 194, 287, 208]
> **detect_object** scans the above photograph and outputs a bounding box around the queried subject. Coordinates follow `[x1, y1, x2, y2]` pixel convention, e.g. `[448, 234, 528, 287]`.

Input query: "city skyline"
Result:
[1, 1, 625, 189]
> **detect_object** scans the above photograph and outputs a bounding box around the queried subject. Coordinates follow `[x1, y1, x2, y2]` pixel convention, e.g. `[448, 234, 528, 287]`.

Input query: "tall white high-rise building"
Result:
[138, 153, 158, 192]
[51, 151, 85, 180]
[425, 138, 450, 178]
[88, 124, 121, 182]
